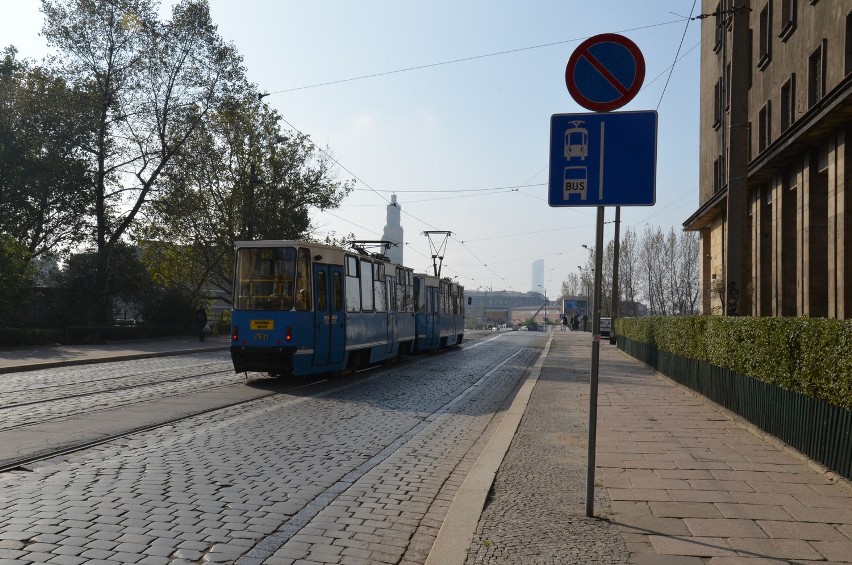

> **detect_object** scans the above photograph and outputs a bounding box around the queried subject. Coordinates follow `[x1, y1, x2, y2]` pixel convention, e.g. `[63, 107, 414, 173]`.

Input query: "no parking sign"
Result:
[565, 33, 645, 112]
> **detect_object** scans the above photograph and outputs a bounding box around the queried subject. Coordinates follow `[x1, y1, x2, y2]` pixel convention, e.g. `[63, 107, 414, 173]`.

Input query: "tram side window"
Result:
[395, 269, 405, 312]
[333, 272, 344, 312]
[373, 263, 386, 312]
[360, 259, 374, 311]
[316, 270, 327, 311]
[415, 277, 426, 314]
[295, 248, 312, 311]
[234, 247, 296, 310]
[459, 289, 465, 316]
[345, 256, 361, 312]
[440, 283, 448, 314]
[387, 277, 396, 312]
[405, 271, 413, 313]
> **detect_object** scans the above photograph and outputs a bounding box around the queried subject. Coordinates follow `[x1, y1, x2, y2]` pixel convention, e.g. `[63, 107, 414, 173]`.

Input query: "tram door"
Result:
[427, 286, 440, 347]
[313, 264, 345, 366]
[385, 276, 397, 354]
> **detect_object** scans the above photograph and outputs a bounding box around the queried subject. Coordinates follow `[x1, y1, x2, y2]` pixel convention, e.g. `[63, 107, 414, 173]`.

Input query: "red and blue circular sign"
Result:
[565, 33, 645, 112]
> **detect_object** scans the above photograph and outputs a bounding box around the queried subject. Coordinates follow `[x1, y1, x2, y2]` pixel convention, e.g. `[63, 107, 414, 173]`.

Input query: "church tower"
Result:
[382, 194, 404, 265]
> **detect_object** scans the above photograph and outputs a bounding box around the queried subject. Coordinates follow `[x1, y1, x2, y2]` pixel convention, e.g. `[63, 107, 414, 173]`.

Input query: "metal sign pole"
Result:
[585, 205, 605, 517]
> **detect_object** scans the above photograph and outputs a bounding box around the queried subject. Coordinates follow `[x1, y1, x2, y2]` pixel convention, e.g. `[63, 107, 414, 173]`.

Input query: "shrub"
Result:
[616, 316, 852, 409]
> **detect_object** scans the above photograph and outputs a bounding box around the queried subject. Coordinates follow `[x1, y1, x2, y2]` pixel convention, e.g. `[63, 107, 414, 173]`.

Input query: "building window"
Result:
[726, 62, 732, 109]
[758, 2, 772, 69]
[713, 154, 726, 193]
[846, 11, 852, 76]
[808, 40, 827, 108]
[713, 79, 722, 129]
[781, 74, 795, 131]
[714, 2, 724, 52]
[779, 0, 796, 41]
[758, 101, 772, 153]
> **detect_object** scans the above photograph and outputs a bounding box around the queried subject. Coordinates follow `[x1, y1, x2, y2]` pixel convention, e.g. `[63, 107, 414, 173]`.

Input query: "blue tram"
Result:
[229, 240, 465, 377]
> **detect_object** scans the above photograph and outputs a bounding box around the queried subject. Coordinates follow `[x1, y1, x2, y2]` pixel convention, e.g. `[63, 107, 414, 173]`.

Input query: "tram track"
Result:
[0, 365, 236, 411]
[0, 369, 250, 433]
[0, 336, 515, 479]
[0, 374, 331, 475]
[0, 347, 451, 473]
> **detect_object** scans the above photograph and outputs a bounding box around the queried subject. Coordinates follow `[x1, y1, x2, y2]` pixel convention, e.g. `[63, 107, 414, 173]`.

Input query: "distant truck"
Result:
[600, 317, 612, 338]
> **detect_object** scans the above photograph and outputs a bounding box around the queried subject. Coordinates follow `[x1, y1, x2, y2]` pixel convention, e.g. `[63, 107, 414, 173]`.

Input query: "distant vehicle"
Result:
[520, 326, 529, 331]
[600, 317, 612, 338]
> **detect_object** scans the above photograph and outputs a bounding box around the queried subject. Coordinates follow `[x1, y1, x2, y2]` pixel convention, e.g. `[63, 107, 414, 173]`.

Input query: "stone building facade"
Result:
[684, 0, 852, 317]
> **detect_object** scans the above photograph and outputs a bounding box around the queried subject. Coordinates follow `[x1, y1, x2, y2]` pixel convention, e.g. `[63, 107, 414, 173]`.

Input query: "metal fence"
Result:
[618, 337, 852, 481]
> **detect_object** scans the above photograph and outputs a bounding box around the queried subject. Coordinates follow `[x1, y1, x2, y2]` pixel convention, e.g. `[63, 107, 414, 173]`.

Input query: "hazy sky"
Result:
[1, 0, 703, 298]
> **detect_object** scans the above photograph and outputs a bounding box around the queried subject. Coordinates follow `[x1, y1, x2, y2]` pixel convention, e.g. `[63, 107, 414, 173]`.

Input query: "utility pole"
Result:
[610, 207, 621, 344]
[724, 0, 751, 315]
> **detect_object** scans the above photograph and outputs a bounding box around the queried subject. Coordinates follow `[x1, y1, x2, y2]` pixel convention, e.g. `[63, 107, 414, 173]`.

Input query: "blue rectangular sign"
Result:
[548, 110, 657, 207]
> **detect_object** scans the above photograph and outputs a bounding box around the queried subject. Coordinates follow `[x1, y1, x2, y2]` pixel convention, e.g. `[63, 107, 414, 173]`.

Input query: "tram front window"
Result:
[234, 247, 297, 310]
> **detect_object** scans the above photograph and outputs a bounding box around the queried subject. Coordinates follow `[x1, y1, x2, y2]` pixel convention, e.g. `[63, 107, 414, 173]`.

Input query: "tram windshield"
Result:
[234, 247, 297, 310]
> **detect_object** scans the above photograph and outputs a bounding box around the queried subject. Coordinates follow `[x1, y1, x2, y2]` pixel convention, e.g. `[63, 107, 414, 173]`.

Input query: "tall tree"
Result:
[0, 234, 36, 323]
[0, 47, 91, 258]
[41, 0, 247, 321]
[619, 228, 639, 316]
[138, 93, 351, 304]
[677, 230, 700, 315]
[559, 272, 581, 299]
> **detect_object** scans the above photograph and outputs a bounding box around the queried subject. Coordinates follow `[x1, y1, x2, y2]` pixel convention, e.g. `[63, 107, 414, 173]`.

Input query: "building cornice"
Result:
[748, 73, 852, 184]
[683, 186, 728, 231]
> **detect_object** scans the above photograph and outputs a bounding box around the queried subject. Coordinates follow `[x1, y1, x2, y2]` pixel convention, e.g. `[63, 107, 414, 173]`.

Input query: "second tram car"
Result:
[229, 240, 465, 377]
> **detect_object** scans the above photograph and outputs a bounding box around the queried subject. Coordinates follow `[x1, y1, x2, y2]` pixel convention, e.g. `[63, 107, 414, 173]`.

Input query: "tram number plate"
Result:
[250, 320, 274, 330]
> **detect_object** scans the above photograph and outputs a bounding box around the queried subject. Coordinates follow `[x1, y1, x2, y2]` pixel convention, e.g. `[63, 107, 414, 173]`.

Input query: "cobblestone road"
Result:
[0, 335, 543, 564]
[0, 353, 241, 431]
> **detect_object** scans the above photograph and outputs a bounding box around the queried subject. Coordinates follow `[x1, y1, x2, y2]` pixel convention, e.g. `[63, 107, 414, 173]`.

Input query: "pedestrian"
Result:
[195, 306, 208, 342]
[581, 312, 588, 332]
[561, 315, 568, 331]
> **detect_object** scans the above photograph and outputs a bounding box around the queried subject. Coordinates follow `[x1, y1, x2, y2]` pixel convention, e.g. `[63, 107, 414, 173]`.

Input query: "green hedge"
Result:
[616, 316, 852, 410]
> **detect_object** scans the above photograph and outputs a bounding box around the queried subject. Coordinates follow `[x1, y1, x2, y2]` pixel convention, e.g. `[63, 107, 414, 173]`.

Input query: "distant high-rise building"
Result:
[382, 194, 404, 265]
[532, 259, 544, 293]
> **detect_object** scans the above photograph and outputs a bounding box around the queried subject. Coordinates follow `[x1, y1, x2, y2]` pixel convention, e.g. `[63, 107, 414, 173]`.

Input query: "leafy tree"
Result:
[619, 228, 639, 316]
[40, 0, 247, 321]
[58, 242, 154, 325]
[138, 92, 352, 304]
[559, 272, 580, 299]
[0, 47, 91, 258]
[0, 234, 37, 324]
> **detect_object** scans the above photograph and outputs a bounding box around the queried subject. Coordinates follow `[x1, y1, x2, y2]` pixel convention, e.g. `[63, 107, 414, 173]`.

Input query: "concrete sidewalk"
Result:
[465, 331, 852, 564]
[0, 335, 229, 373]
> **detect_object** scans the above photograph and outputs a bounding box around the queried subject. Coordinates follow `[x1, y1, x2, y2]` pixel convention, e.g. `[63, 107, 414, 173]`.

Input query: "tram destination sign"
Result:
[547, 110, 657, 207]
